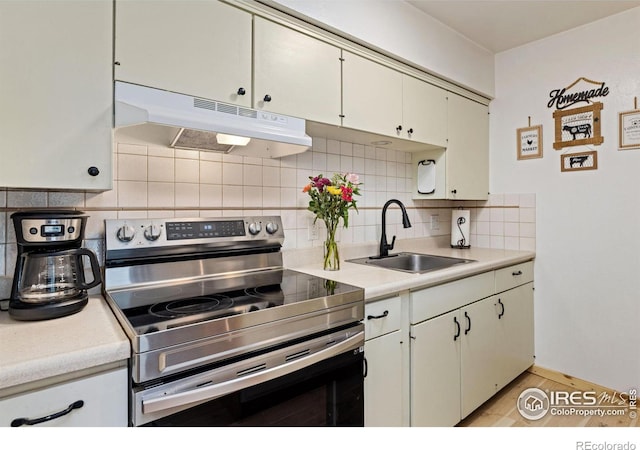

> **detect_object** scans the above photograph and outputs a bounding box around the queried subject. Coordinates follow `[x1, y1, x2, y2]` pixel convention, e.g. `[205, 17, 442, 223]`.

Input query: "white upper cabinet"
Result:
[446, 93, 490, 200]
[342, 51, 404, 137]
[114, 0, 252, 107]
[411, 93, 489, 200]
[0, 0, 113, 190]
[253, 17, 341, 125]
[342, 52, 450, 147]
[402, 75, 448, 147]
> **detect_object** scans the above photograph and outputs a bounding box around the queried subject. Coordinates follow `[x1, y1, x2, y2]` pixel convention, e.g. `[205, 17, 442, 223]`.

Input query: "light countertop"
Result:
[286, 240, 535, 301]
[0, 295, 130, 395]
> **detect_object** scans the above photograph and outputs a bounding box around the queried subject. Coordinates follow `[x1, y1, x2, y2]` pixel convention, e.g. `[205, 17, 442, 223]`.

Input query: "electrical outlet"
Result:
[308, 220, 319, 240]
[430, 214, 440, 231]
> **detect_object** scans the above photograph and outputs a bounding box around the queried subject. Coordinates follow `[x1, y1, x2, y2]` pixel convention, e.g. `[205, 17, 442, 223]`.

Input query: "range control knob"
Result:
[248, 222, 262, 236]
[265, 222, 279, 234]
[144, 224, 162, 241]
[116, 225, 136, 242]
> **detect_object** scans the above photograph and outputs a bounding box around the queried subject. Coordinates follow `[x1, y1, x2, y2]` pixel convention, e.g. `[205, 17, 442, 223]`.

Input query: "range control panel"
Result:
[165, 219, 246, 240]
[104, 216, 284, 253]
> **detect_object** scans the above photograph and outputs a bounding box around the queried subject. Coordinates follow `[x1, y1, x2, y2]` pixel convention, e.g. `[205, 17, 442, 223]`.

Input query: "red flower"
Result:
[340, 185, 353, 202]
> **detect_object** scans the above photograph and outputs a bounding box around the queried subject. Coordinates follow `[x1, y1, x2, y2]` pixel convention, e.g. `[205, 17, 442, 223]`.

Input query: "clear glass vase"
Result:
[323, 221, 340, 271]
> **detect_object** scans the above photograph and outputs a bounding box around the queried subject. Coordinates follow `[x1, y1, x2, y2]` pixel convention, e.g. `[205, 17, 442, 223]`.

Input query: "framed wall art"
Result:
[517, 125, 543, 160]
[618, 109, 640, 150]
[560, 151, 598, 172]
[553, 102, 604, 150]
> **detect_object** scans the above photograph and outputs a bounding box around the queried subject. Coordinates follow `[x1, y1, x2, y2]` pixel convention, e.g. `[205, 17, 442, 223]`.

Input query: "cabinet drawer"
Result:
[365, 295, 401, 340]
[495, 261, 534, 293]
[410, 271, 494, 324]
[0, 367, 127, 427]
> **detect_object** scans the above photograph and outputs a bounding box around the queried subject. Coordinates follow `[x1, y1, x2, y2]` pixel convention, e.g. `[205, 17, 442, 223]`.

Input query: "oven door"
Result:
[133, 324, 364, 426]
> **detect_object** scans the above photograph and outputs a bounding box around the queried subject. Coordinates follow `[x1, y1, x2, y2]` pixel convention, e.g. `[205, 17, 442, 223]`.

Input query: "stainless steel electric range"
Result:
[103, 216, 365, 426]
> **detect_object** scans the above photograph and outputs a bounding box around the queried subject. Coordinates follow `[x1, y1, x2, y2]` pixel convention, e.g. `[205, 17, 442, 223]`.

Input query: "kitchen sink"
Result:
[347, 252, 475, 274]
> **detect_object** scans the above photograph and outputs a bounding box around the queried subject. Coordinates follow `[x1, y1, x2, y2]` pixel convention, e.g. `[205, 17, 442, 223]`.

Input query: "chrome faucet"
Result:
[378, 199, 412, 258]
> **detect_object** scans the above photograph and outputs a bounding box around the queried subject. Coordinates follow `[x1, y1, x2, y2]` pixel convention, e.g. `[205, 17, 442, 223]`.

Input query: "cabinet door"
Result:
[494, 283, 535, 390]
[0, 0, 113, 190]
[114, 0, 252, 107]
[364, 331, 403, 427]
[402, 75, 448, 146]
[446, 93, 489, 200]
[0, 367, 127, 427]
[254, 17, 341, 125]
[410, 310, 461, 426]
[460, 297, 499, 418]
[342, 51, 403, 137]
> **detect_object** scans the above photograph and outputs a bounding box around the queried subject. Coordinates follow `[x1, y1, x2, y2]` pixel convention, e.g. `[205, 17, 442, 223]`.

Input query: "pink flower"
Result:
[345, 173, 360, 185]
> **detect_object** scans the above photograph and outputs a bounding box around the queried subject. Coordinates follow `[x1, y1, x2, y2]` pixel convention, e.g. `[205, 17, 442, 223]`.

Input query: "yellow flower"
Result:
[326, 186, 341, 195]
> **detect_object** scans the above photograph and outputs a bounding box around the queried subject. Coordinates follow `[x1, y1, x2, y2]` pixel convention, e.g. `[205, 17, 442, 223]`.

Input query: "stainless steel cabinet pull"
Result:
[11, 400, 84, 427]
[512, 270, 523, 276]
[367, 310, 389, 320]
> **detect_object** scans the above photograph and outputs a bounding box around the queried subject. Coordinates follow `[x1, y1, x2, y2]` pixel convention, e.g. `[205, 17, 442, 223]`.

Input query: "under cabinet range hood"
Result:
[114, 81, 312, 158]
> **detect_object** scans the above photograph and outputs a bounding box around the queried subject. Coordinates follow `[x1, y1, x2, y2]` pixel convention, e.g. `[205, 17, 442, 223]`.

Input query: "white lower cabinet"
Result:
[410, 309, 461, 426]
[0, 367, 128, 427]
[364, 295, 403, 427]
[410, 262, 534, 426]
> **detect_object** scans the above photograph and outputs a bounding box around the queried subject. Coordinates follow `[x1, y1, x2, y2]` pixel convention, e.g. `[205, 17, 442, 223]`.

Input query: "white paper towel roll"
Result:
[451, 210, 471, 248]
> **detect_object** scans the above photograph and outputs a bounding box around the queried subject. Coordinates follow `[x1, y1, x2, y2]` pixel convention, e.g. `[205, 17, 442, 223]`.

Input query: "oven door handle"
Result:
[142, 331, 364, 415]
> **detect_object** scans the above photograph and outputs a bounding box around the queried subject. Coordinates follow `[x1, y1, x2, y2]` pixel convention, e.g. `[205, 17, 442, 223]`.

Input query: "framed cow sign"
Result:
[553, 102, 604, 150]
[560, 150, 598, 172]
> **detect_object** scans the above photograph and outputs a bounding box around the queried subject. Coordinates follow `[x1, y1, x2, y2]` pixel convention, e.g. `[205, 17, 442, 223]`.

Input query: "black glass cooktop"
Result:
[107, 269, 361, 335]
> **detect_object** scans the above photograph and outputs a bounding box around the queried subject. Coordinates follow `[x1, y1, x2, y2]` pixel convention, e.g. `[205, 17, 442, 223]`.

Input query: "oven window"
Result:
[143, 350, 364, 427]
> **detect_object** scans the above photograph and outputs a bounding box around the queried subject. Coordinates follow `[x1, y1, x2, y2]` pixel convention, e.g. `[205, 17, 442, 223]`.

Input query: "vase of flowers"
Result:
[303, 173, 361, 270]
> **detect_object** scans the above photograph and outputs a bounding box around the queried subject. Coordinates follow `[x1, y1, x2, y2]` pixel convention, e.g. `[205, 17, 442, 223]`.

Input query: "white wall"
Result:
[491, 7, 640, 391]
[268, 0, 495, 97]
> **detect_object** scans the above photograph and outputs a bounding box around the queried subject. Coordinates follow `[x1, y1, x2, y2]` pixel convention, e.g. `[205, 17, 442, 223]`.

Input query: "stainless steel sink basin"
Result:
[347, 252, 475, 274]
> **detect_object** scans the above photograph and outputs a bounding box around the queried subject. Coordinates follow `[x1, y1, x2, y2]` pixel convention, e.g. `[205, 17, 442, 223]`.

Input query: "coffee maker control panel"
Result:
[19, 218, 84, 243]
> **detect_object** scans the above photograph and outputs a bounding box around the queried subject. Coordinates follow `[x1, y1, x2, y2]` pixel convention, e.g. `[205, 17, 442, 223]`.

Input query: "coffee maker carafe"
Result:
[8, 210, 101, 321]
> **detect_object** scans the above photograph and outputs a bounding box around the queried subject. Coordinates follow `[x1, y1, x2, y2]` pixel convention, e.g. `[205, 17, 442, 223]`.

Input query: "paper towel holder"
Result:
[451, 208, 471, 249]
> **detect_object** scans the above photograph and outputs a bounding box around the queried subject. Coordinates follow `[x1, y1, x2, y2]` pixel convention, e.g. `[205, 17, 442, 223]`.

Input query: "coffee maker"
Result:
[8, 210, 101, 321]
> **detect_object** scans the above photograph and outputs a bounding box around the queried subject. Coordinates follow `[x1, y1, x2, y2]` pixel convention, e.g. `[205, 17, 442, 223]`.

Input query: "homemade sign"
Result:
[560, 150, 598, 172]
[517, 124, 543, 160]
[548, 77, 609, 110]
[553, 102, 604, 150]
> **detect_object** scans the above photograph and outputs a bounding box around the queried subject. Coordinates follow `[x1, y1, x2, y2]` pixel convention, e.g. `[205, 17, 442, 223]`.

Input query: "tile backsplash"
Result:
[0, 131, 535, 296]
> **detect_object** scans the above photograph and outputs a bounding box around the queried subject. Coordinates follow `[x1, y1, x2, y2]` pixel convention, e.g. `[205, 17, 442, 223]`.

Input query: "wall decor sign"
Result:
[517, 125, 543, 160]
[560, 150, 598, 172]
[553, 102, 604, 150]
[548, 77, 609, 110]
[618, 108, 640, 150]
